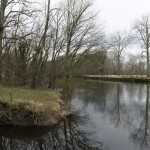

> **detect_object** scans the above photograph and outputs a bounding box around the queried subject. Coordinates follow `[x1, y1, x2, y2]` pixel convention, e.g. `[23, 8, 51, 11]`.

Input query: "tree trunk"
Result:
[48, 61, 57, 89]
[31, 73, 37, 89]
[117, 54, 121, 75]
[0, 28, 3, 83]
[147, 48, 150, 77]
[0, 0, 6, 83]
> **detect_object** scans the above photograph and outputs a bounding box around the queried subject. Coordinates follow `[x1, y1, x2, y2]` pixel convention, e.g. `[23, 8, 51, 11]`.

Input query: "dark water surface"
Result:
[0, 80, 150, 150]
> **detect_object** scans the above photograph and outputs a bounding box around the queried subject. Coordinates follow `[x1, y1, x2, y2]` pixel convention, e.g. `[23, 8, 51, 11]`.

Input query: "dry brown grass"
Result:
[0, 87, 62, 113]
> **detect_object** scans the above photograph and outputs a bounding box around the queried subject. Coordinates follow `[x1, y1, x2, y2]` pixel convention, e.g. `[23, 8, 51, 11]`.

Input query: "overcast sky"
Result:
[50, 0, 150, 55]
[52, 0, 150, 34]
[94, 0, 150, 34]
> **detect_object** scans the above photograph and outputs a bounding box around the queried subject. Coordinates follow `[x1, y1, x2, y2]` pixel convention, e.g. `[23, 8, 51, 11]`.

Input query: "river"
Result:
[0, 80, 149, 150]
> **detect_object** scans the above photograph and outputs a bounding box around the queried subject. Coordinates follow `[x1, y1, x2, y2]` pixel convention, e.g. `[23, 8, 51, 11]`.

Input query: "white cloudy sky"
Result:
[51, 0, 150, 34]
[50, 0, 150, 55]
[94, 0, 150, 34]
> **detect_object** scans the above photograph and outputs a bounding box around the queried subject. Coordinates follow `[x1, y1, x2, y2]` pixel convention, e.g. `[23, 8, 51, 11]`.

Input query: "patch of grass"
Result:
[0, 87, 71, 127]
[0, 87, 62, 112]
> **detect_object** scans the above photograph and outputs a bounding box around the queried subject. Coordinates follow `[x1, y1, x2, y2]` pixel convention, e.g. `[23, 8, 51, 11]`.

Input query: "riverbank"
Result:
[84, 75, 150, 83]
[0, 87, 71, 127]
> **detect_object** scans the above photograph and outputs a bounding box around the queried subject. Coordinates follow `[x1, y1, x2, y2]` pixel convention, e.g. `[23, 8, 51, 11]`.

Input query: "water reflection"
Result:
[0, 111, 102, 150]
[107, 84, 132, 128]
[74, 81, 133, 127]
[0, 80, 150, 150]
[131, 85, 150, 149]
[72, 80, 150, 150]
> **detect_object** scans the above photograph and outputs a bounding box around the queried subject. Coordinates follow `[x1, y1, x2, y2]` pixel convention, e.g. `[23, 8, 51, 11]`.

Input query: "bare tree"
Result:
[48, 8, 65, 89]
[60, 0, 104, 101]
[134, 15, 150, 77]
[30, 0, 51, 88]
[109, 31, 132, 75]
[124, 53, 146, 75]
[0, 0, 34, 83]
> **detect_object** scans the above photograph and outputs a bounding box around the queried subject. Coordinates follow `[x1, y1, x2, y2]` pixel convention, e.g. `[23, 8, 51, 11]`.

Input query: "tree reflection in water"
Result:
[106, 84, 132, 128]
[131, 84, 150, 150]
[0, 111, 103, 150]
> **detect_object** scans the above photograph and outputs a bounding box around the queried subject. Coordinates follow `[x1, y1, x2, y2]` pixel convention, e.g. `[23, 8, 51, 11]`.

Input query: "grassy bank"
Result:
[84, 75, 150, 83]
[0, 87, 71, 127]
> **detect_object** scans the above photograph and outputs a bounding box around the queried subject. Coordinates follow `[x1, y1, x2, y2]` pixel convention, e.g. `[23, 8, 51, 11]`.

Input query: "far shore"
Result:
[83, 75, 150, 83]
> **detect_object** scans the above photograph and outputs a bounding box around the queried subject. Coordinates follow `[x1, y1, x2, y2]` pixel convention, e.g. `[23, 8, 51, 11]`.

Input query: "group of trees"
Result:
[1, 0, 150, 100]
[0, 0, 104, 100]
[77, 15, 150, 77]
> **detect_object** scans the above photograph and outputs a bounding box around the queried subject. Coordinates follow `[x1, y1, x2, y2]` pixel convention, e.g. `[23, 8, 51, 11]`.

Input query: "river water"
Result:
[0, 80, 150, 150]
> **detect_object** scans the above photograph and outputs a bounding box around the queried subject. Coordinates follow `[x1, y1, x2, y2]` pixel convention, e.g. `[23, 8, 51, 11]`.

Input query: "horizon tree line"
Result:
[0, 0, 150, 101]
